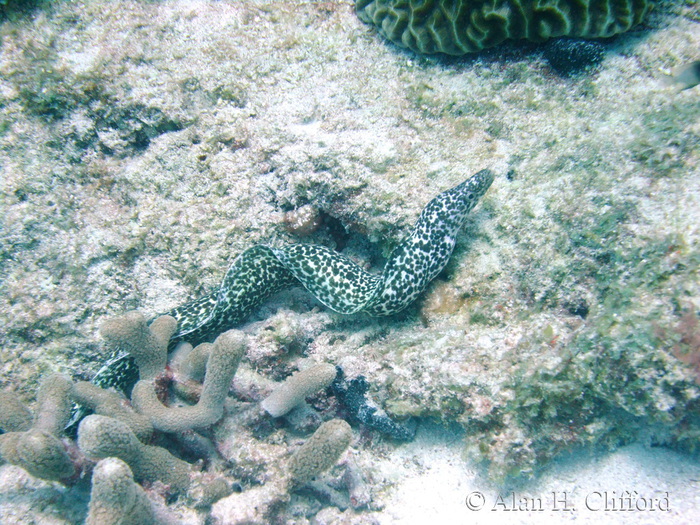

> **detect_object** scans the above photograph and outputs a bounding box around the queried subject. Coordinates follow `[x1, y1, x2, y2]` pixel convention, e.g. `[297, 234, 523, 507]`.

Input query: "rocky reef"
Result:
[0, 0, 699, 523]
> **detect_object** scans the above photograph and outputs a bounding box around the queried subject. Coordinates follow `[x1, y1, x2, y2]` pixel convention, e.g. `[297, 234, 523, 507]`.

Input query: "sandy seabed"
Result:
[1, 0, 699, 523]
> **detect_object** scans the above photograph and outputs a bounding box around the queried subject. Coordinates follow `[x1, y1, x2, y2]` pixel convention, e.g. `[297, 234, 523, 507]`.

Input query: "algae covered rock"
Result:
[356, 0, 653, 55]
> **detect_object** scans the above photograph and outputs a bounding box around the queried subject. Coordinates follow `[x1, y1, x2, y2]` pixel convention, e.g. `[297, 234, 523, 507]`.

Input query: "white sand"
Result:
[381, 423, 700, 524]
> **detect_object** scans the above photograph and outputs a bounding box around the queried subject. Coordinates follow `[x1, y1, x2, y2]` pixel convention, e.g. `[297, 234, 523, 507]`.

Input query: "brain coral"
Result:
[355, 0, 653, 55]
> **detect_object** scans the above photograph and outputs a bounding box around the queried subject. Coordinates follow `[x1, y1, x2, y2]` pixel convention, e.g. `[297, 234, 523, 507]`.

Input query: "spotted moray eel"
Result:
[92, 169, 494, 393]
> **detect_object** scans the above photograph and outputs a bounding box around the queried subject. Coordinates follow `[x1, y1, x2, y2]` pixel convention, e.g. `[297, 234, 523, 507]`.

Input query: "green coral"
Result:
[355, 0, 653, 55]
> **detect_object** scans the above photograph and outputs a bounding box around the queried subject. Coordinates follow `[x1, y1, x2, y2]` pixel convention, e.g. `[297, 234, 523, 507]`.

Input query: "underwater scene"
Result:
[0, 0, 699, 523]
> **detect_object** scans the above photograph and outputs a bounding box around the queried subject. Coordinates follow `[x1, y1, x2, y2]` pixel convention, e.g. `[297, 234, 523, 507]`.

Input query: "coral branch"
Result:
[131, 329, 246, 432]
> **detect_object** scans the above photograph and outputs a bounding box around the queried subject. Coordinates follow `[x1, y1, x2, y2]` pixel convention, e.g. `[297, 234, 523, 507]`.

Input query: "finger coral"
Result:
[210, 419, 353, 524]
[288, 419, 353, 486]
[86, 457, 159, 525]
[131, 329, 246, 432]
[261, 363, 338, 418]
[77, 414, 192, 492]
[355, 0, 653, 55]
[100, 313, 178, 380]
[72, 381, 154, 442]
[0, 374, 76, 482]
[0, 391, 33, 433]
